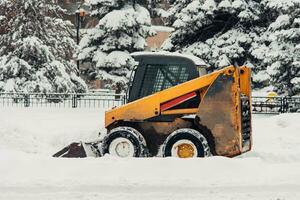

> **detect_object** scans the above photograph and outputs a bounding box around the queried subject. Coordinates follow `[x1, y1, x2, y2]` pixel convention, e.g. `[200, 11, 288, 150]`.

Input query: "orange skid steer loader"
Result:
[54, 52, 252, 158]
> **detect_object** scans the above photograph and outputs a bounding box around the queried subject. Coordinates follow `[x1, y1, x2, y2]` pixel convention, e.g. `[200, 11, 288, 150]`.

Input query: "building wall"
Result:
[146, 31, 171, 51]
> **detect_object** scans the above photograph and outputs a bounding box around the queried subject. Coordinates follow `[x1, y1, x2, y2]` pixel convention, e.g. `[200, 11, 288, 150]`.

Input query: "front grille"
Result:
[241, 95, 251, 148]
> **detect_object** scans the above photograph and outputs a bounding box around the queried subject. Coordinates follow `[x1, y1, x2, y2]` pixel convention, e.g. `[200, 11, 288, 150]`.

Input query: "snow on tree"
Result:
[251, 0, 300, 95]
[163, 0, 262, 69]
[0, 0, 87, 93]
[164, 0, 300, 95]
[77, 0, 155, 90]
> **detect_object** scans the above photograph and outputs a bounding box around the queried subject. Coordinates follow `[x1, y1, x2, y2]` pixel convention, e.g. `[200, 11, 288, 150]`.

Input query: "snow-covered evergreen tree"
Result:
[164, 0, 300, 95]
[251, 0, 300, 95]
[163, 0, 262, 69]
[0, 0, 87, 93]
[78, 0, 154, 90]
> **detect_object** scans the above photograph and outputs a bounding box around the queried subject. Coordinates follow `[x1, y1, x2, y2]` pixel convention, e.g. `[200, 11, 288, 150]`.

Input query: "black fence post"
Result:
[286, 96, 291, 113]
[122, 94, 126, 105]
[24, 94, 30, 107]
[282, 96, 289, 113]
[280, 97, 283, 113]
[72, 94, 77, 108]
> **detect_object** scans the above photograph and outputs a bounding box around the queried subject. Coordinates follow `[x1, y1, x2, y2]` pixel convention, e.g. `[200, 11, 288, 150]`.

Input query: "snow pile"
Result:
[0, 108, 300, 199]
[0, 108, 104, 155]
[244, 114, 300, 163]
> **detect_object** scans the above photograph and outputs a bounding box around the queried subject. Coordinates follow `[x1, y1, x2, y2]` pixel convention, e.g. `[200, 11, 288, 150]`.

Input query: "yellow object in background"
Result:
[267, 91, 278, 102]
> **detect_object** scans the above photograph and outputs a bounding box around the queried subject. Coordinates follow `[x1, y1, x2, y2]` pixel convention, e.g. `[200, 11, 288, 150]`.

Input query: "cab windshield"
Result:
[138, 63, 190, 98]
[127, 55, 199, 103]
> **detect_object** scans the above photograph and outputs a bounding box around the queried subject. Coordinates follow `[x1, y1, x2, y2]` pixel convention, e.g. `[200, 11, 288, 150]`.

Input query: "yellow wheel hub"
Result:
[177, 143, 195, 158]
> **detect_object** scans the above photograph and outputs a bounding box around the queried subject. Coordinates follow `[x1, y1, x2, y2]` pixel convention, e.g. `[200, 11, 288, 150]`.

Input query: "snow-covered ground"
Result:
[0, 107, 300, 200]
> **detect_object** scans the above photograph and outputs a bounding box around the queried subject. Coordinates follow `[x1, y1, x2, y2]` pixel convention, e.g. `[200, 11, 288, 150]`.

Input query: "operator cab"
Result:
[128, 52, 207, 103]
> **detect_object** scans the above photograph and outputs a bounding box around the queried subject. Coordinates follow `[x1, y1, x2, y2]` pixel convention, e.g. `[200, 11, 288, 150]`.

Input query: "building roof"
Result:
[152, 26, 174, 32]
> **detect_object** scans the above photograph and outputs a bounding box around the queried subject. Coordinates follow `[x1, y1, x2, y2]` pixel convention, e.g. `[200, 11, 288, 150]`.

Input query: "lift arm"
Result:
[105, 66, 251, 129]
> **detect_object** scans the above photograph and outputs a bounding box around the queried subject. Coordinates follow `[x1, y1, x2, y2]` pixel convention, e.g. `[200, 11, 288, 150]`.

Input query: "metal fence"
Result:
[0, 92, 299, 113]
[252, 96, 300, 114]
[0, 92, 126, 108]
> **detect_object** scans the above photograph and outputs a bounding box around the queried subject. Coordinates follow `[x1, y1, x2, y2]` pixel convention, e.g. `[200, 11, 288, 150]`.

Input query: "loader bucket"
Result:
[196, 71, 242, 157]
[53, 142, 87, 158]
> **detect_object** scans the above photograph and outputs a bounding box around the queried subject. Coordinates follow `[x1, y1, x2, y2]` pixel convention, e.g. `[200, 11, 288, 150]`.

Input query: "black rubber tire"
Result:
[101, 127, 148, 157]
[163, 128, 211, 158]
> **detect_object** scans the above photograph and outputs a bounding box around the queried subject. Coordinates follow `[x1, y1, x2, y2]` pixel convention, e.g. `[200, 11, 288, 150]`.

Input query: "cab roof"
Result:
[131, 51, 207, 67]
